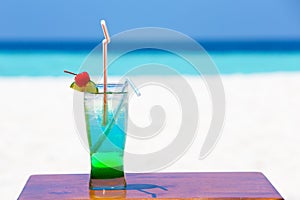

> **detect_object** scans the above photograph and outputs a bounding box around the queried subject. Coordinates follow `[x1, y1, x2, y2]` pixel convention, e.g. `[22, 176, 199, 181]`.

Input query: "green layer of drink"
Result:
[91, 152, 124, 179]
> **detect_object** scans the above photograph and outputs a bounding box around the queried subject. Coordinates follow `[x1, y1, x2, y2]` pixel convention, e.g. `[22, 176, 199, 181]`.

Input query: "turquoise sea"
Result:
[1, 42, 300, 76]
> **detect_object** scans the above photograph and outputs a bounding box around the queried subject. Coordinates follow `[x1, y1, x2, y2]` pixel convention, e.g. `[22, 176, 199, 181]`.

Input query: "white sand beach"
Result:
[1, 73, 299, 199]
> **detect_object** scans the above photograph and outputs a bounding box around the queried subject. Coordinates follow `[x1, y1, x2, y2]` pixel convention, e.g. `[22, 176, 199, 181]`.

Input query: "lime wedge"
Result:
[85, 81, 98, 93]
[70, 81, 98, 94]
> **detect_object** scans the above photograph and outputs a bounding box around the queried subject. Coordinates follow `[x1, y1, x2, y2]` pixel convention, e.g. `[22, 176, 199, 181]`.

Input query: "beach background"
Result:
[1, 0, 300, 199]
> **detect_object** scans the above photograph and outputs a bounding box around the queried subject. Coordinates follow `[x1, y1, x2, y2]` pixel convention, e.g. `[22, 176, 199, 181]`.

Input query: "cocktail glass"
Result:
[84, 83, 128, 190]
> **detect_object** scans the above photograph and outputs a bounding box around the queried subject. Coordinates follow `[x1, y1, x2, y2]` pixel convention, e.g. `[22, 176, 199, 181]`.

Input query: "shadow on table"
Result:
[90, 184, 168, 199]
[126, 184, 168, 198]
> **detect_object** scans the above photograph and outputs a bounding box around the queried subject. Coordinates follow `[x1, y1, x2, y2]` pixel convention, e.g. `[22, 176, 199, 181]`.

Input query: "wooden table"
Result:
[18, 172, 284, 200]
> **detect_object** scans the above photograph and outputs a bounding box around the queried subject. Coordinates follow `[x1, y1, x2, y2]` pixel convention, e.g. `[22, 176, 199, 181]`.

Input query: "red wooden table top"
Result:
[18, 172, 283, 200]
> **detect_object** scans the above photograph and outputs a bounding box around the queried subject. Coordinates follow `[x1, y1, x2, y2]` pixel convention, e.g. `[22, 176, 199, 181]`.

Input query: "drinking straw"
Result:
[101, 20, 110, 43]
[100, 20, 110, 126]
[126, 78, 141, 96]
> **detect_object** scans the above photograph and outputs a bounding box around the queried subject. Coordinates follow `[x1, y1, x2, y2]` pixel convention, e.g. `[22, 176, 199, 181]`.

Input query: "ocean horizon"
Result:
[0, 40, 300, 76]
[1, 40, 300, 51]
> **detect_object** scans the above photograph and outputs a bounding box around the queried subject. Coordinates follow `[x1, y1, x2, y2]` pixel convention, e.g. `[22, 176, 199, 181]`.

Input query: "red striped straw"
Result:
[101, 20, 110, 126]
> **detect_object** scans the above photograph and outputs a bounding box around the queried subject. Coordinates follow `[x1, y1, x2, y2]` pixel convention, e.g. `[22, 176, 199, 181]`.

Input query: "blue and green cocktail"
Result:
[84, 83, 128, 190]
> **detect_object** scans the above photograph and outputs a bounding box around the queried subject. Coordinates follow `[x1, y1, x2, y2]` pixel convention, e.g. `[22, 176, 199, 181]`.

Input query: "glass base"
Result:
[90, 188, 127, 199]
[89, 176, 126, 190]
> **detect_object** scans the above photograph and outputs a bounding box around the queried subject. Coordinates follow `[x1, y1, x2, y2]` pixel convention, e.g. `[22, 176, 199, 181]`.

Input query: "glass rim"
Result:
[84, 83, 127, 95]
[96, 83, 125, 87]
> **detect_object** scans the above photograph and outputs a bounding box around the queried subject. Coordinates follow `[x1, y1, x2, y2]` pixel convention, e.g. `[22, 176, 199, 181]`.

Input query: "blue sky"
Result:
[0, 0, 300, 41]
